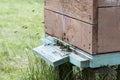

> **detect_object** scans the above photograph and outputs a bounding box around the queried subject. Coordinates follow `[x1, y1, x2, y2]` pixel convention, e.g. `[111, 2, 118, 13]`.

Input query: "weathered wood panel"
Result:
[44, 1, 120, 54]
[118, 0, 120, 5]
[44, 10, 63, 39]
[98, 0, 118, 7]
[45, 10, 94, 54]
[64, 16, 93, 53]
[44, 0, 62, 12]
[45, 0, 96, 24]
[62, 0, 95, 24]
[98, 7, 120, 53]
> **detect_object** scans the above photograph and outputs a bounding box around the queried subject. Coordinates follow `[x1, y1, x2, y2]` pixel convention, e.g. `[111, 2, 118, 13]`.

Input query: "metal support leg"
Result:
[82, 68, 95, 80]
[117, 65, 120, 80]
[57, 63, 73, 80]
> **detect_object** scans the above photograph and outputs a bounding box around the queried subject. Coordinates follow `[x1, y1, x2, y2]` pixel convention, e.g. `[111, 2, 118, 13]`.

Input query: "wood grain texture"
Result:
[45, 0, 96, 24]
[98, 0, 118, 7]
[45, 10, 94, 54]
[61, 0, 95, 24]
[44, 10, 63, 39]
[64, 16, 93, 53]
[44, 1, 120, 54]
[98, 7, 120, 53]
[44, 0, 62, 12]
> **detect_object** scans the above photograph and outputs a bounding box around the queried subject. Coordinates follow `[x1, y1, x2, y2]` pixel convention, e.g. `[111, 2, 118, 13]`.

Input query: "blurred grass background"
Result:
[0, 0, 119, 80]
[0, 0, 54, 80]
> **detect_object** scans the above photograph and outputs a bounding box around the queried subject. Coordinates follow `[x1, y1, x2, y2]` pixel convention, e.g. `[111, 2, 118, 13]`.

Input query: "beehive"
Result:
[44, 0, 120, 54]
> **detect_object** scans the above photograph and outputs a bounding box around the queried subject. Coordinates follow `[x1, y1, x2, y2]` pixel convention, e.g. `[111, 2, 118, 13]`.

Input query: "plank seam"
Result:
[45, 8, 96, 25]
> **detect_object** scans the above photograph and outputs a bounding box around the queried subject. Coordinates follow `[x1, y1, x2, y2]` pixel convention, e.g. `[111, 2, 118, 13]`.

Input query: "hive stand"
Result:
[33, 35, 120, 80]
[117, 65, 120, 80]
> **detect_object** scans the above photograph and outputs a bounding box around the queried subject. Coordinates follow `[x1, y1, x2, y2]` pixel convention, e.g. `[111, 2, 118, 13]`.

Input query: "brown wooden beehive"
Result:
[44, 0, 120, 54]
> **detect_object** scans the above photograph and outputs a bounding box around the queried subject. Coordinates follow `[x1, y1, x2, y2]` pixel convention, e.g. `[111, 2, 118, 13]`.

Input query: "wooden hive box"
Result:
[44, 0, 120, 54]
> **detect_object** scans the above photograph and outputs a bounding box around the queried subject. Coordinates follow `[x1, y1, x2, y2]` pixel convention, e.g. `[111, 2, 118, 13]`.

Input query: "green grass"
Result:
[0, 0, 49, 80]
[0, 0, 118, 80]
